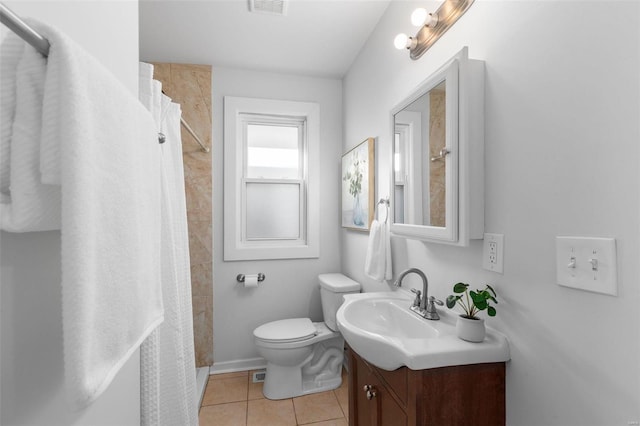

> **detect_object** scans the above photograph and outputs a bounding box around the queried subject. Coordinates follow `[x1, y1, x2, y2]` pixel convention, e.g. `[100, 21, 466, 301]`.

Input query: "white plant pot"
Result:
[456, 315, 485, 342]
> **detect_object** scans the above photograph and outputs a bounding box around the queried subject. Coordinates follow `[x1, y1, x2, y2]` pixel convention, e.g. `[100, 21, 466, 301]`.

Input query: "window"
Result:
[224, 97, 319, 260]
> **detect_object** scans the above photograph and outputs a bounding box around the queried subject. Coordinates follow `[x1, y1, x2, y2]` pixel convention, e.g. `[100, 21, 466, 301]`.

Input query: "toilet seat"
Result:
[253, 318, 317, 343]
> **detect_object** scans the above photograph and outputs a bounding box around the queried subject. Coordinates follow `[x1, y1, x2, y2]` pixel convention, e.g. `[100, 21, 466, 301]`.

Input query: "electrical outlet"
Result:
[483, 233, 504, 273]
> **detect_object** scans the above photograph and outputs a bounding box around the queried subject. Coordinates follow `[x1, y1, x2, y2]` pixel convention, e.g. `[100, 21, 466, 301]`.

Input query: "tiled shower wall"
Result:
[152, 63, 213, 367]
[429, 89, 446, 227]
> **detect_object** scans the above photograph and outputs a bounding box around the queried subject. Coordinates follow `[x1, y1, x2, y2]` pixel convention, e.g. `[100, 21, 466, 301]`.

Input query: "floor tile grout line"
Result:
[244, 398, 249, 426]
[292, 397, 300, 425]
[245, 373, 250, 426]
[333, 389, 346, 419]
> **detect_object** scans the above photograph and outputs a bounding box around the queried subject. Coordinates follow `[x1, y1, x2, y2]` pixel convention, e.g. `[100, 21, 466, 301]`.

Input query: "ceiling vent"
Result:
[248, 0, 288, 16]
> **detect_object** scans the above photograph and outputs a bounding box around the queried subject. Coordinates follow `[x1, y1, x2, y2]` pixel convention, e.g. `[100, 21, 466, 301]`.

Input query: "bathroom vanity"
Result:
[347, 345, 505, 426]
[337, 291, 510, 425]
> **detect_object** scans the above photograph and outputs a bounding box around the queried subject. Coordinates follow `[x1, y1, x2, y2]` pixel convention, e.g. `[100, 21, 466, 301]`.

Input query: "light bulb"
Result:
[394, 33, 410, 50]
[411, 8, 428, 26]
[411, 8, 438, 28]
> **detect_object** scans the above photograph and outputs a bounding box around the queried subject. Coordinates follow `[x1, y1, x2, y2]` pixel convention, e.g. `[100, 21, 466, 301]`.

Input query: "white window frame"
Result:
[224, 96, 320, 260]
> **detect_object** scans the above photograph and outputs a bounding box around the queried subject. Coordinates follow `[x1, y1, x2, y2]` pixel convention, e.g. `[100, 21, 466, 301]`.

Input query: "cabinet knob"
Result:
[363, 384, 377, 399]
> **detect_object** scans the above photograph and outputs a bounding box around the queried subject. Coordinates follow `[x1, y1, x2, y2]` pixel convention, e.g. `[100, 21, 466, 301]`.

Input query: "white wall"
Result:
[0, 2, 141, 425]
[211, 68, 343, 370]
[343, 1, 640, 425]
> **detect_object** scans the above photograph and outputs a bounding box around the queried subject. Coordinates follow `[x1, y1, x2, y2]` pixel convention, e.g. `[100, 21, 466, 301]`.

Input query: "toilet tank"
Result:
[319, 273, 361, 331]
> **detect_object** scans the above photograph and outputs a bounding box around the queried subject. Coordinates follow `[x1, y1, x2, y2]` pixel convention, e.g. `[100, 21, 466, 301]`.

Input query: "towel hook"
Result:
[375, 198, 390, 224]
[430, 148, 450, 162]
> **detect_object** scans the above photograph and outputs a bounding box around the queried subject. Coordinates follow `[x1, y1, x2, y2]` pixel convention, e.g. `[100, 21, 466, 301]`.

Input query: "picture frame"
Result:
[341, 137, 375, 231]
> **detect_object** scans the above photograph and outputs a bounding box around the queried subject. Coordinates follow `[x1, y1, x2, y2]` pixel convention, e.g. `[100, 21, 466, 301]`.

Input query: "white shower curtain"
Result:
[138, 63, 198, 426]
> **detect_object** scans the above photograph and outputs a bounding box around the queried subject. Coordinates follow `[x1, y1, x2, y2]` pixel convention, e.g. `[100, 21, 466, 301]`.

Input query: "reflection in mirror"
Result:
[393, 80, 446, 228]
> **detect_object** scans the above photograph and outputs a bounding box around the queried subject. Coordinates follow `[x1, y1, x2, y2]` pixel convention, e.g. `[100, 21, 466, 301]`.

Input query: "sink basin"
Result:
[337, 291, 510, 371]
[343, 296, 440, 340]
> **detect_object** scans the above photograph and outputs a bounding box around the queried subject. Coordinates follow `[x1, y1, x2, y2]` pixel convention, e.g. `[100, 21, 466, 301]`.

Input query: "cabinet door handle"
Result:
[363, 384, 377, 399]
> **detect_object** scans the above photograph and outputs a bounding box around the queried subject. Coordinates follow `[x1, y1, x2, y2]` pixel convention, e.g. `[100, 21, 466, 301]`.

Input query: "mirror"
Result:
[390, 47, 484, 246]
[394, 79, 450, 228]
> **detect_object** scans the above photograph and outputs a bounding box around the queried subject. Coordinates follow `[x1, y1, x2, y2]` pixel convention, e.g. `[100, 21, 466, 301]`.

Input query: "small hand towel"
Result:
[364, 219, 393, 282]
[1, 21, 165, 409]
[384, 219, 393, 280]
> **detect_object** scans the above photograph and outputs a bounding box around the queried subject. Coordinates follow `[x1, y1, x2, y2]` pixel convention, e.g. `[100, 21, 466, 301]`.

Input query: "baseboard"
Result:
[210, 357, 267, 375]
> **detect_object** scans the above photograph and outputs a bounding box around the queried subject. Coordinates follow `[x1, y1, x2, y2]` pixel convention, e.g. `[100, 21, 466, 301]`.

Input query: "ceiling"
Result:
[139, 0, 392, 78]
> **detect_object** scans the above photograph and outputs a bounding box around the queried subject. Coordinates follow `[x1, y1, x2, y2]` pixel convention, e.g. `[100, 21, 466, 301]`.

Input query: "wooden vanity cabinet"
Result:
[347, 345, 505, 426]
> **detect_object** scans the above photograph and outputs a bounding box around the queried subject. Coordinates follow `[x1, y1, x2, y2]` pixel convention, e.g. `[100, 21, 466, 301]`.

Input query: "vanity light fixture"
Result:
[411, 8, 438, 28]
[394, 0, 475, 60]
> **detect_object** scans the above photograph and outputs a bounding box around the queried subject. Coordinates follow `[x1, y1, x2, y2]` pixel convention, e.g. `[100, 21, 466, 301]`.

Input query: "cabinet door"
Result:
[376, 379, 406, 426]
[354, 352, 376, 425]
[351, 351, 407, 426]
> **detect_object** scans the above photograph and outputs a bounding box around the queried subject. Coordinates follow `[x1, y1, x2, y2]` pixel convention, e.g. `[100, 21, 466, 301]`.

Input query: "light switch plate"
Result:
[482, 233, 504, 273]
[555, 236, 617, 296]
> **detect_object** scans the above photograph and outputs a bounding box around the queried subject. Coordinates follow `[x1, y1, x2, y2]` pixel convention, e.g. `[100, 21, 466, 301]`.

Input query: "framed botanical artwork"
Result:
[341, 138, 375, 231]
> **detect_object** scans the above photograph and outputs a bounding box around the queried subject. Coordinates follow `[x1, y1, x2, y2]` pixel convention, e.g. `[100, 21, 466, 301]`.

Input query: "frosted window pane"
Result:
[247, 124, 299, 179]
[246, 182, 300, 239]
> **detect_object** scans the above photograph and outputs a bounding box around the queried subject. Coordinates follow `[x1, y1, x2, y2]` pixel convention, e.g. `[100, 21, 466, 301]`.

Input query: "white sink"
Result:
[336, 291, 510, 371]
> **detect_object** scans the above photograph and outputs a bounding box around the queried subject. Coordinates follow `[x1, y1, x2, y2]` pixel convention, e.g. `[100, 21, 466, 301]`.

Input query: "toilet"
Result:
[253, 273, 361, 400]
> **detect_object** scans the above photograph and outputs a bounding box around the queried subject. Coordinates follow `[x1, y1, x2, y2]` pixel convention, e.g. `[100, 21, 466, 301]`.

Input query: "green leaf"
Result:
[469, 290, 482, 303]
[474, 299, 487, 310]
[487, 306, 497, 317]
[486, 284, 497, 297]
[445, 295, 459, 309]
[453, 282, 468, 293]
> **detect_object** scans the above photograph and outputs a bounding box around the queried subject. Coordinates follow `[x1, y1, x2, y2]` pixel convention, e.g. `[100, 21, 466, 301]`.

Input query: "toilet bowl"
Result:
[253, 273, 361, 400]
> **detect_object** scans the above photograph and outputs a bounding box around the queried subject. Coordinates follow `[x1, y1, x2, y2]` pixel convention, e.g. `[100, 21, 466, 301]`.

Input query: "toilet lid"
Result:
[254, 318, 317, 343]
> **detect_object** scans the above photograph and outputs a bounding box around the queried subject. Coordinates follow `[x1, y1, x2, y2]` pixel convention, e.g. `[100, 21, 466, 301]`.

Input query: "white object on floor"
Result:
[196, 366, 210, 409]
[253, 273, 360, 399]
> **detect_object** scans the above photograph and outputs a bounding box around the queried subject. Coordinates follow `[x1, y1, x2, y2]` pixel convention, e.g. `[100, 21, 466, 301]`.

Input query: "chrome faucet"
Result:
[394, 268, 443, 320]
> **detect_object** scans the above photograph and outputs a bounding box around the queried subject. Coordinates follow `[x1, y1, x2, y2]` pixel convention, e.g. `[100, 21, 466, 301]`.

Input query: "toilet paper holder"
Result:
[236, 273, 266, 283]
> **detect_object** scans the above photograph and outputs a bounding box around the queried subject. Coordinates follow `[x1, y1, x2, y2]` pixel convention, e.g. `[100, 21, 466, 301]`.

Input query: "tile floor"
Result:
[199, 369, 349, 426]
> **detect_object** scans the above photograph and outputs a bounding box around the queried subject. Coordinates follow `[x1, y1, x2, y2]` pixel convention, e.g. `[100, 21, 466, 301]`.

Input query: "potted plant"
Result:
[445, 282, 498, 342]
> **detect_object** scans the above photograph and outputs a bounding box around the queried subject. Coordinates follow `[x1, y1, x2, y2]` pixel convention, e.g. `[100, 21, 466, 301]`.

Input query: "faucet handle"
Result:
[410, 288, 421, 307]
[426, 296, 444, 314]
[428, 296, 444, 306]
[423, 296, 443, 320]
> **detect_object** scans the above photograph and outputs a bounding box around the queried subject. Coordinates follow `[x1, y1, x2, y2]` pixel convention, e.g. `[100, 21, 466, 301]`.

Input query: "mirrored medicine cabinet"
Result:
[390, 47, 485, 246]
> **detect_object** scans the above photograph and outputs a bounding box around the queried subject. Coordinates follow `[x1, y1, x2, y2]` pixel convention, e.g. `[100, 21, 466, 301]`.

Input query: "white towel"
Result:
[364, 219, 393, 282]
[0, 22, 164, 409]
[0, 34, 61, 230]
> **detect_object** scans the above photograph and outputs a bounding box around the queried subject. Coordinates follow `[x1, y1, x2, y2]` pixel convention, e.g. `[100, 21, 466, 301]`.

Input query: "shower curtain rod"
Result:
[180, 117, 210, 153]
[0, 2, 210, 153]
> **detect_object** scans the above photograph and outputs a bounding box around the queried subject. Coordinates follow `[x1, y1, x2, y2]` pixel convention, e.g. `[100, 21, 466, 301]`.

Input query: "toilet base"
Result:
[262, 361, 343, 400]
[261, 333, 345, 400]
